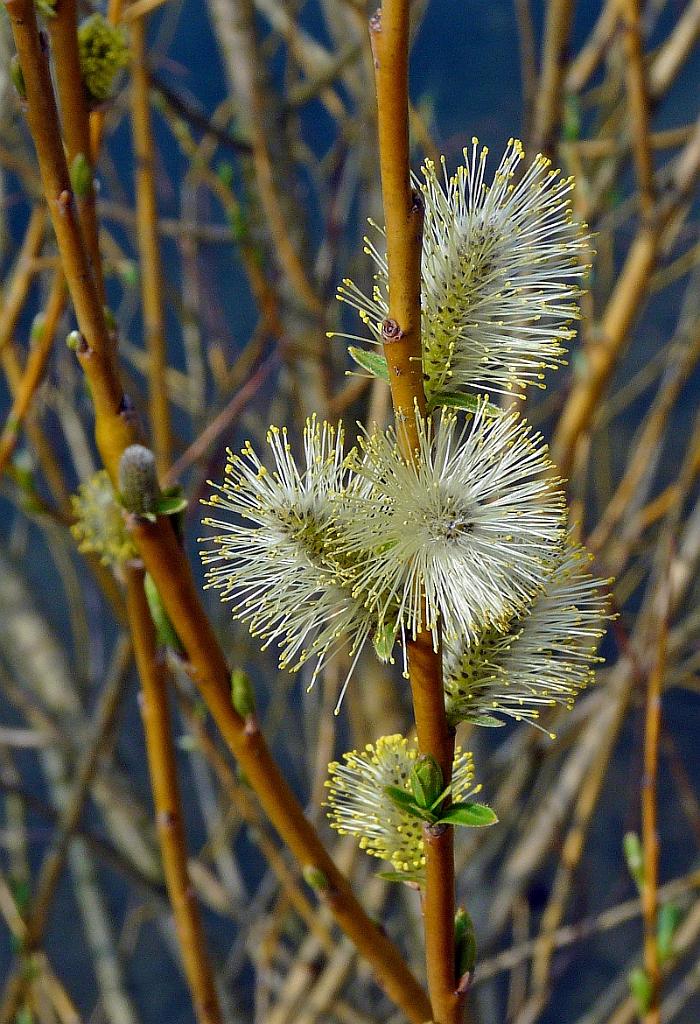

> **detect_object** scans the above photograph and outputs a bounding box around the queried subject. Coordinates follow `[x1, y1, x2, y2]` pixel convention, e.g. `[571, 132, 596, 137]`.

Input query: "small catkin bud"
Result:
[302, 866, 330, 892]
[230, 669, 256, 718]
[66, 330, 85, 352]
[119, 445, 160, 516]
[70, 153, 93, 199]
[78, 15, 130, 104]
[10, 56, 27, 100]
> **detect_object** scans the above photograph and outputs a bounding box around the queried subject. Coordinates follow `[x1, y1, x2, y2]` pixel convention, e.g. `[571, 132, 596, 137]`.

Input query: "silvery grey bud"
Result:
[119, 444, 160, 516]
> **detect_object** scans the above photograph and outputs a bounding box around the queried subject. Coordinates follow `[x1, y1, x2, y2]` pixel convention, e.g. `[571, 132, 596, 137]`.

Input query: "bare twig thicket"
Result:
[0, 1, 698, 1023]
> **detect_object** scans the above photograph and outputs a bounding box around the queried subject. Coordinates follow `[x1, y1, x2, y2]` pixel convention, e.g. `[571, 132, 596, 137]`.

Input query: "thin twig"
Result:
[126, 566, 223, 1024]
[130, 13, 173, 473]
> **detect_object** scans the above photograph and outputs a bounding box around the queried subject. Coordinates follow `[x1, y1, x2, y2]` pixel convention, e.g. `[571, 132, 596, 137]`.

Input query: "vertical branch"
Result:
[0, 271, 66, 476]
[4, 0, 134, 482]
[125, 567, 223, 1024]
[618, 0, 655, 221]
[531, 0, 574, 157]
[370, 5, 461, 1022]
[46, 0, 104, 301]
[130, 14, 173, 473]
[641, 595, 668, 1024]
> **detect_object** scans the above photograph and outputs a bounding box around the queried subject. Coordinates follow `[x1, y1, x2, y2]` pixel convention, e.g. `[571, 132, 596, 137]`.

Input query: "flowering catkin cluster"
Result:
[200, 141, 608, 730]
[200, 142, 610, 873]
[78, 14, 129, 105]
[334, 139, 589, 406]
[324, 735, 479, 874]
[71, 470, 136, 568]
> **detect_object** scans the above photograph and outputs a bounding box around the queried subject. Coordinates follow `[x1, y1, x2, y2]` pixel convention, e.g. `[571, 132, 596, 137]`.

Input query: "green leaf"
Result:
[461, 713, 506, 728]
[623, 832, 644, 892]
[410, 755, 444, 809]
[454, 908, 477, 981]
[384, 787, 434, 822]
[231, 668, 256, 718]
[438, 802, 498, 828]
[154, 494, 188, 516]
[429, 784, 453, 812]
[372, 621, 398, 663]
[70, 153, 93, 199]
[376, 869, 424, 885]
[428, 391, 501, 416]
[628, 967, 652, 1015]
[144, 572, 183, 653]
[384, 785, 416, 809]
[347, 346, 389, 381]
[657, 902, 683, 964]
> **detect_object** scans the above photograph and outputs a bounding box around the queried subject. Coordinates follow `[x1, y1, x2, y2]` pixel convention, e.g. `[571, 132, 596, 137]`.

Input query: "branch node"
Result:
[382, 318, 404, 343]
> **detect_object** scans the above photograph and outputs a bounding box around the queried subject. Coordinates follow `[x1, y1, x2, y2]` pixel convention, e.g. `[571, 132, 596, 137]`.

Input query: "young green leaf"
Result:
[154, 493, 188, 516]
[372, 620, 398, 663]
[376, 869, 425, 885]
[347, 346, 390, 381]
[383, 785, 435, 821]
[461, 713, 506, 728]
[628, 967, 652, 1015]
[144, 573, 183, 653]
[623, 832, 644, 892]
[428, 391, 501, 416]
[454, 907, 477, 982]
[384, 785, 419, 810]
[657, 902, 682, 965]
[410, 755, 444, 809]
[438, 802, 498, 828]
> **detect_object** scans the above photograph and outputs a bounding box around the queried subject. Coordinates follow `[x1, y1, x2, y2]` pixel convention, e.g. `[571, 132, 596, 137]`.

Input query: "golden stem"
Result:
[370, 4, 462, 1020]
[130, 14, 173, 473]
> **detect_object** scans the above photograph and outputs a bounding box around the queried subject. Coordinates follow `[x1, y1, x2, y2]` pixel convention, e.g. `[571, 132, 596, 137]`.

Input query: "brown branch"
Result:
[370, 5, 462, 1022]
[648, 0, 700, 99]
[530, 0, 574, 157]
[46, 0, 105, 302]
[175, 686, 335, 952]
[0, 206, 47, 358]
[125, 567, 223, 1024]
[553, 121, 700, 477]
[0, 271, 66, 478]
[130, 15, 173, 473]
[565, 0, 617, 94]
[618, 0, 655, 221]
[641, 584, 669, 1023]
[5, 0, 134, 481]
